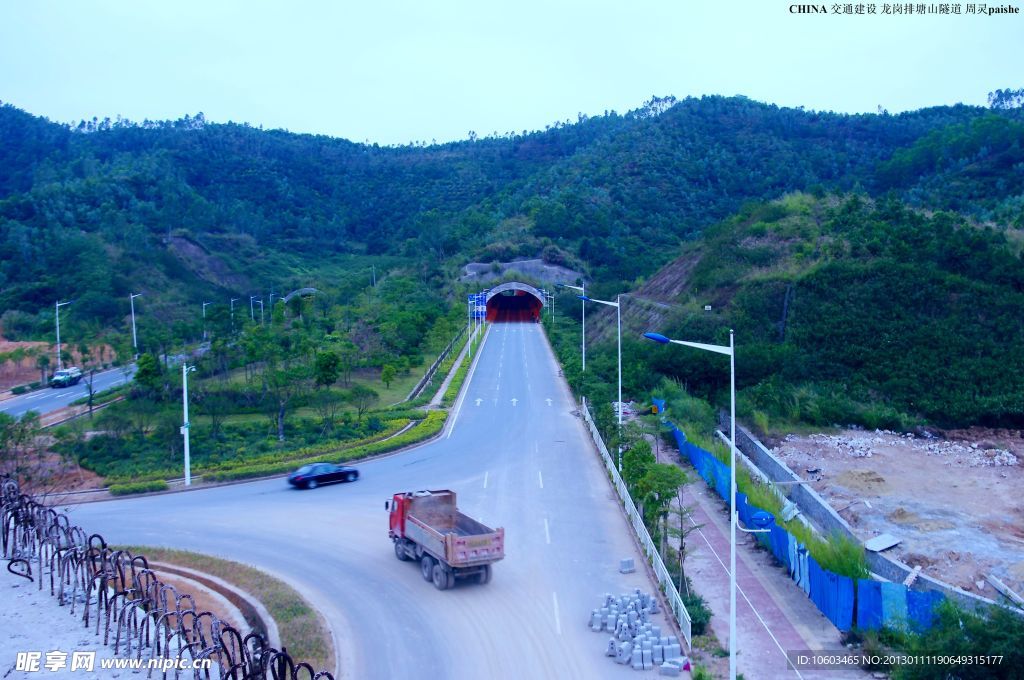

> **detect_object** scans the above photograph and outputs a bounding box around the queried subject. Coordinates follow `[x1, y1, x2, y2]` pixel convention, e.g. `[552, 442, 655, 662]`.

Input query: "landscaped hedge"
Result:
[109, 480, 169, 496]
[98, 417, 412, 486]
[205, 410, 448, 482]
[441, 332, 484, 407]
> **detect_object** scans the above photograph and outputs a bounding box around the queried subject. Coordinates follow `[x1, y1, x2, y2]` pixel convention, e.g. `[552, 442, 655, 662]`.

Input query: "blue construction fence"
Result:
[659, 401, 945, 634]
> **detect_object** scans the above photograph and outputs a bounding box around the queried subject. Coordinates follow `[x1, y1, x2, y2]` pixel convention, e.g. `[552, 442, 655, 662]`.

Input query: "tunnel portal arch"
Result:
[485, 282, 546, 322]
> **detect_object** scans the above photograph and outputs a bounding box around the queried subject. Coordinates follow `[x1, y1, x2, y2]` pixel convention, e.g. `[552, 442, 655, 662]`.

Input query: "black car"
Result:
[287, 463, 359, 489]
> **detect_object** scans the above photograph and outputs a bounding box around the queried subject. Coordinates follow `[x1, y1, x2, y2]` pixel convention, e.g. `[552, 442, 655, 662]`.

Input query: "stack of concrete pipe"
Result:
[589, 590, 690, 674]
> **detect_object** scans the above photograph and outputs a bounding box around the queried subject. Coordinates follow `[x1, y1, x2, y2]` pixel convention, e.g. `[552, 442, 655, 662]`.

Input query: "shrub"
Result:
[204, 411, 447, 482]
[11, 385, 28, 395]
[109, 480, 168, 496]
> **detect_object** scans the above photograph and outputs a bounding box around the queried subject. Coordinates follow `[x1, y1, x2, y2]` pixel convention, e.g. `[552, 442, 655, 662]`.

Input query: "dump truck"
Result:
[387, 489, 504, 590]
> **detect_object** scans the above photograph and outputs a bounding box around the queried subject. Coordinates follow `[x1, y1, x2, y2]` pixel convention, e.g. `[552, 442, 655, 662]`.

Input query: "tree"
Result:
[134, 353, 162, 395]
[636, 464, 689, 547]
[348, 384, 379, 422]
[195, 385, 230, 441]
[36, 354, 50, 384]
[312, 388, 343, 436]
[314, 351, 341, 387]
[622, 439, 655, 489]
[381, 364, 396, 389]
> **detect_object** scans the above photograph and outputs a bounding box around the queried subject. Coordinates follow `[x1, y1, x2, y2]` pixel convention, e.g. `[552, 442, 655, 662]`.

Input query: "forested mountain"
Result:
[578, 193, 1023, 428]
[1, 93, 1021, 374]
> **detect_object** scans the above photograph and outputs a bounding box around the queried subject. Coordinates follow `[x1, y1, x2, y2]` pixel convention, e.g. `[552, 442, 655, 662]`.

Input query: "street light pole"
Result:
[644, 329, 736, 680]
[557, 282, 586, 372]
[230, 298, 239, 332]
[579, 293, 622, 470]
[202, 302, 211, 340]
[181, 364, 196, 486]
[129, 293, 142, 359]
[257, 299, 264, 326]
[55, 300, 72, 371]
[250, 296, 256, 322]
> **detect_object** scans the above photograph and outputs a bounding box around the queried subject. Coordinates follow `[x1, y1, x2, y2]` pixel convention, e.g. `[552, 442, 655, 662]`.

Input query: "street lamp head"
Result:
[577, 295, 590, 302]
[643, 332, 670, 344]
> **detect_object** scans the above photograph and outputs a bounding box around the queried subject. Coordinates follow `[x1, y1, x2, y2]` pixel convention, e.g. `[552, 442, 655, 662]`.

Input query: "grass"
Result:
[116, 546, 333, 675]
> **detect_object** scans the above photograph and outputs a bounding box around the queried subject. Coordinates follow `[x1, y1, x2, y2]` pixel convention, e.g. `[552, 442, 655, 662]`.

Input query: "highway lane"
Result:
[68, 323, 670, 679]
[1, 366, 136, 418]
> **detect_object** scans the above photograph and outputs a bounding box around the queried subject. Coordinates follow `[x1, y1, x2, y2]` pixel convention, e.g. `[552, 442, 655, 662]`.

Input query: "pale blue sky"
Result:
[1, 1, 1020, 145]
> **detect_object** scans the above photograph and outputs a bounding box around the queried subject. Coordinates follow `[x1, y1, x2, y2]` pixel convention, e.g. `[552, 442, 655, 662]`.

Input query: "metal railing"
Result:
[1, 476, 333, 679]
[404, 326, 466, 402]
[580, 397, 692, 648]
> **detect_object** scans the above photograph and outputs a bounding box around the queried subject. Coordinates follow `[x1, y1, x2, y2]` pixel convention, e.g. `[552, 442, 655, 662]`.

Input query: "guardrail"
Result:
[405, 327, 467, 402]
[580, 397, 692, 648]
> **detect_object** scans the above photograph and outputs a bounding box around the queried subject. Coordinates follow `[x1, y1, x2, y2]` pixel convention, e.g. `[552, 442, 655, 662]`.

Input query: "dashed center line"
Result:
[544, 517, 550, 544]
[538, 470, 544, 489]
[552, 592, 562, 635]
[483, 471, 489, 489]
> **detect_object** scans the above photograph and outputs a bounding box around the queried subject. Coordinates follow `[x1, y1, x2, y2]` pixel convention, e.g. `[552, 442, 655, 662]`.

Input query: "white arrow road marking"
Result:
[511, 398, 518, 406]
[544, 517, 551, 544]
[538, 470, 544, 489]
[475, 398, 482, 406]
[546, 398, 552, 406]
[483, 471, 489, 489]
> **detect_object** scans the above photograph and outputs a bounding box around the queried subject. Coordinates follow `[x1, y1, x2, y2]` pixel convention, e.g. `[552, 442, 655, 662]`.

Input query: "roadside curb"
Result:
[148, 560, 282, 649]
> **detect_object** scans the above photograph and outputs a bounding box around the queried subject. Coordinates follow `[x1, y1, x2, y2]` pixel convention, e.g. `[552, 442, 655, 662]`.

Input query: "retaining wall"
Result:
[718, 413, 1000, 613]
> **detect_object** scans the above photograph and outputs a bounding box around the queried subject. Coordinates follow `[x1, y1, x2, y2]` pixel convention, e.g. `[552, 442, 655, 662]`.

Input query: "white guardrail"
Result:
[580, 396, 692, 648]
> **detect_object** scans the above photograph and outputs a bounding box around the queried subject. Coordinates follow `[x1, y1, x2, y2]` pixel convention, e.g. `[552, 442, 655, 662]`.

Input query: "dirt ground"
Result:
[772, 426, 1024, 601]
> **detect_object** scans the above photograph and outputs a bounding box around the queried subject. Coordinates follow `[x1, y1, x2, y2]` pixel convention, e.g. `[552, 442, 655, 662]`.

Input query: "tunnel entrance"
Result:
[485, 282, 545, 323]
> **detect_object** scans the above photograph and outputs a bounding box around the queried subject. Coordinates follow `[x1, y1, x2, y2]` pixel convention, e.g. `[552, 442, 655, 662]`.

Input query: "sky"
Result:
[0, 1, 1021, 145]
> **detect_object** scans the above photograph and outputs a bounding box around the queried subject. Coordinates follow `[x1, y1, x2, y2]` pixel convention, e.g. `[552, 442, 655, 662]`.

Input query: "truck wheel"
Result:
[432, 563, 449, 590]
[394, 541, 408, 561]
[446, 570, 455, 589]
[478, 564, 492, 585]
[420, 555, 434, 581]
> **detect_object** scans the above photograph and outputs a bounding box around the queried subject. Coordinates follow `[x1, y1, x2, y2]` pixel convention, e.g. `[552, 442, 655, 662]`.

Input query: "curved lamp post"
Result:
[556, 282, 586, 372]
[644, 330, 739, 680]
[580, 294, 622, 470]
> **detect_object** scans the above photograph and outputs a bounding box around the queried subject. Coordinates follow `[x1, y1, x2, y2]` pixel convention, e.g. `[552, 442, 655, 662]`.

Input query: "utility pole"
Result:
[230, 298, 239, 332]
[130, 293, 142, 359]
[202, 302, 211, 340]
[181, 364, 196, 486]
[55, 300, 72, 370]
[372, 265, 376, 287]
[250, 295, 257, 322]
[257, 299, 264, 326]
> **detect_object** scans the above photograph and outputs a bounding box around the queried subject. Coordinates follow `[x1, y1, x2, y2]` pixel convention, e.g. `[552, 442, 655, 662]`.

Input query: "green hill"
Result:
[572, 193, 1024, 428]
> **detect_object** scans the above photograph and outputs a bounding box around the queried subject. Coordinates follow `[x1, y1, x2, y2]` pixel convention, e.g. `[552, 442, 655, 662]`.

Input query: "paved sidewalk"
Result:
[658, 445, 873, 680]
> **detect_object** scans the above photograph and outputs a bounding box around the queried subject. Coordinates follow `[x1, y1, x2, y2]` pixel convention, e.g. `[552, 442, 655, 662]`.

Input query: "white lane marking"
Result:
[511, 397, 518, 407]
[483, 471, 489, 489]
[688, 512, 805, 678]
[475, 398, 482, 406]
[552, 592, 562, 635]
[447, 327, 488, 439]
[546, 398, 552, 406]
[544, 518, 550, 544]
[538, 470, 544, 489]
[26, 393, 47, 400]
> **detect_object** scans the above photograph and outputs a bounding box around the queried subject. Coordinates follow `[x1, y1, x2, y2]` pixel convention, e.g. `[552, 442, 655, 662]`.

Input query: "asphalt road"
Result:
[1, 367, 136, 419]
[68, 324, 670, 680]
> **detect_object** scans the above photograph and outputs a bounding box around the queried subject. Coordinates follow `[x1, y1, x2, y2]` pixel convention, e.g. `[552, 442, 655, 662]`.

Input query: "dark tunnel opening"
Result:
[486, 290, 543, 322]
